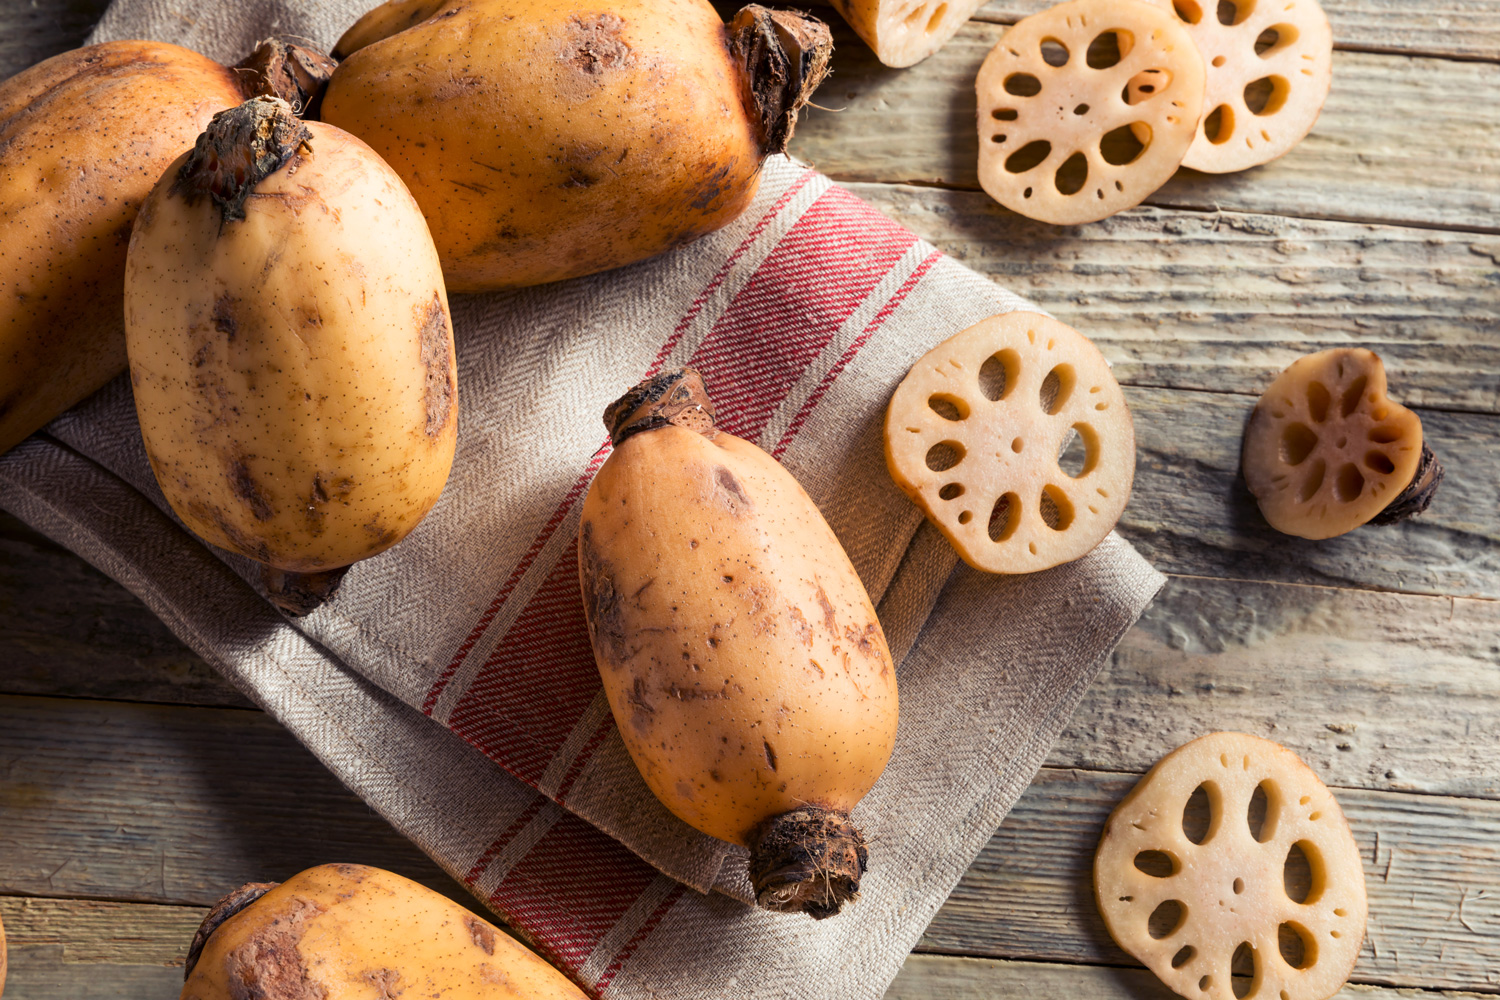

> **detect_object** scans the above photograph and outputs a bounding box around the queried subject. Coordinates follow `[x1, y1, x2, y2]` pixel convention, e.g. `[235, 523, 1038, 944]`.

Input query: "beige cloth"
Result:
[0, 3, 1165, 996]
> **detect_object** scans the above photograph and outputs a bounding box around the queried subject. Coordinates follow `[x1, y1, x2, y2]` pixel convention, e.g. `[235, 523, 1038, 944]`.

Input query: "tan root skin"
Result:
[828, 0, 988, 68]
[1139, 0, 1332, 172]
[0, 41, 245, 458]
[125, 102, 457, 573]
[180, 864, 586, 1000]
[579, 396, 897, 849]
[322, 0, 787, 291]
[1242, 348, 1422, 540]
[1095, 732, 1367, 1000]
[885, 311, 1134, 574]
[976, 0, 1204, 225]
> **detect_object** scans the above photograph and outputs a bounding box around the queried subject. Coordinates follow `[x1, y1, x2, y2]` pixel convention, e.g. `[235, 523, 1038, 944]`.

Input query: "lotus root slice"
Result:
[976, 0, 1205, 225]
[884, 311, 1134, 574]
[1242, 348, 1440, 540]
[830, 0, 989, 69]
[1095, 732, 1367, 1000]
[1137, 0, 1332, 172]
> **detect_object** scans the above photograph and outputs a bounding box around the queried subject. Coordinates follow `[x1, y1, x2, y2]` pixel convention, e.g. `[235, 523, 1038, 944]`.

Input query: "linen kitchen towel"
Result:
[0, 2, 1166, 996]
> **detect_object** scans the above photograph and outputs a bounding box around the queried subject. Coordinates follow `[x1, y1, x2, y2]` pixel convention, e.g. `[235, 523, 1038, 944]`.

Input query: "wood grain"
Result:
[793, 22, 1500, 232]
[921, 767, 1500, 991]
[801, 0, 1500, 61]
[851, 184, 1500, 413]
[0, 0, 113, 81]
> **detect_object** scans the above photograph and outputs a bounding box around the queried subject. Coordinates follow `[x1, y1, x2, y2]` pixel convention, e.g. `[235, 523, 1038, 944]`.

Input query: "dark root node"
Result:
[750, 805, 866, 919]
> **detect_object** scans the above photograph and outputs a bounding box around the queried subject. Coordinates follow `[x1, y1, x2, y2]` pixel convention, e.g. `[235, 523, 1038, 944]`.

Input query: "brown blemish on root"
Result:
[230, 459, 274, 521]
[212, 292, 238, 340]
[184, 881, 279, 979]
[844, 621, 886, 661]
[221, 895, 327, 997]
[814, 579, 836, 635]
[627, 676, 656, 733]
[788, 606, 813, 647]
[763, 739, 778, 772]
[580, 521, 630, 666]
[363, 968, 401, 999]
[714, 466, 752, 515]
[565, 13, 634, 75]
[418, 294, 454, 438]
[464, 915, 496, 955]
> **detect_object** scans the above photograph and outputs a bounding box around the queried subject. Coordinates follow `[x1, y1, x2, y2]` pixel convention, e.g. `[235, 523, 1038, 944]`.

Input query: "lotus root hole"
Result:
[927, 3, 949, 32]
[1183, 783, 1214, 844]
[1279, 921, 1317, 970]
[1257, 24, 1299, 56]
[1007, 140, 1052, 173]
[1039, 485, 1074, 531]
[1213, 55, 1227, 67]
[1284, 840, 1322, 904]
[1124, 69, 1171, 105]
[1333, 463, 1364, 503]
[1134, 849, 1176, 877]
[1371, 405, 1388, 420]
[1233, 877, 1245, 894]
[925, 440, 965, 472]
[1340, 375, 1368, 417]
[1200, 976, 1212, 992]
[1280, 422, 1317, 465]
[1059, 423, 1099, 478]
[928, 393, 969, 421]
[958, 509, 973, 524]
[1247, 780, 1280, 842]
[1055, 152, 1089, 195]
[1086, 30, 1131, 70]
[1172, 945, 1196, 968]
[1295, 458, 1326, 503]
[1231, 943, 1256, 997]
[1245, 76, 1289, 116]
[1217, 0, 1255, 26]
[1102, 124, 1149, 164]
[978, 349, 1020, 400]
[993, 108, 1019, 121]
[1172, 0, 1204, 23]
[1306, 380, 1331, 422]
[1366, 450, 1395, 475]
[1149, 899, 1186, 939]
[1041, 364, 1075, 413]
[1204, 105, 1233, 144]
[989, 492, 1021, 541]
[1075, 102, 1091, 115]
[1041, 37, 1070, 66]
[1005, 73, 1042, 97]
[1012, 437, 1025, 453]
[939, 482, 965, 501]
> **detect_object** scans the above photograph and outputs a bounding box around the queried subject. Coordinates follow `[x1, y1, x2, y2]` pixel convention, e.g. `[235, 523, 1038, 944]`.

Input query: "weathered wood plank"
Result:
[795, 22, 1500, 232]
[920, 767, 1500, 991]
[0, 695, 465, 909]
[1059, 574, 1500, 800]
[886, 954, 1500, 999]
[0, 0, 113, 81]
[851, 184, 1500, 413]
[1122, 386, 1499, 598]
[0, 510, 247, 708]
[801, 0, 1500, 61]
[0, 896, 200, 968]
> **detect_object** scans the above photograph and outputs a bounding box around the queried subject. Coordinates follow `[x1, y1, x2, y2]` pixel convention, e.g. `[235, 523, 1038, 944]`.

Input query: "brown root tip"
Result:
[604, 368, 718, 447]
[1369, 441, 1444, 526]
[729, 5, 834, 155]
[170, 96, 311, 226]
[184, 881, 279, 979]
[750, 806, 866, 919]
[233, 39, 338, 120]
[262, 565, 348, 616]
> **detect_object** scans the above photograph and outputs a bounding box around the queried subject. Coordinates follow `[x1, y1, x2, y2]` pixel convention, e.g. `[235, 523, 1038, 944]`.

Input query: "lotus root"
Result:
[1137, 0, 1332, 172]
[883, 311, 1134, 574]
[1095, 732, 1367, 1000]
[975, 0, 1205, 225]
[1242, 348, 1440, 540]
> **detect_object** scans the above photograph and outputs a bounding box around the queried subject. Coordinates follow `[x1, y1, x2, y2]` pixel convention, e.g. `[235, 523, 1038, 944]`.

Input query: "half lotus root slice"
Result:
[829, 0, 989, 68]
[884, 311, 1134, 573]
[1095, 733, 1368, 1000]
[1139, 0, 1332, 172]
[976, 0, 1205, 225]
[1242, 348, 1442, 540]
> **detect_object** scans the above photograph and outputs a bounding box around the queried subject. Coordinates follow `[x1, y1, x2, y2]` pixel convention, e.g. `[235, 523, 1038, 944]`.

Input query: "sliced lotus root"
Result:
[1096, 732, 1368, 1000]
[1137, 0, 1333, 172]
[828, 0, 989, 69]
[884, 311, 1134, 573]
[1242, 348, 1442, 540]
[976, 0, 1205, 225]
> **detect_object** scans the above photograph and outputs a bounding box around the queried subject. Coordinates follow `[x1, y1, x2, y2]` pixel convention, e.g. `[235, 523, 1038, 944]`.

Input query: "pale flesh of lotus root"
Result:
[884, 311, 1134, 574]
[1242, 348, 1423, 540]
[1095, 732, 1368, 1000]
[976, 0, 1205, 225]
[1137, 0, 1333, 172]
[828, 0, 989, 68]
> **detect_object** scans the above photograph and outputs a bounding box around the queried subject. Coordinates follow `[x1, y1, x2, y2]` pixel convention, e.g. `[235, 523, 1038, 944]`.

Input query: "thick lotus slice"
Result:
[1095, 732, 1368, 1000]
[830, 0, 988, 68]
[976, 0, 1205, 225]
[884, 311, 1134, 574]
[1242, 348, 1442, 540]
[1141, 0, 1333, 172]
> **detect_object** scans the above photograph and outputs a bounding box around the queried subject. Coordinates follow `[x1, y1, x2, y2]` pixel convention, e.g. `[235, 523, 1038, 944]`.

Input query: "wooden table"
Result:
[2, 2, 1497, 996]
